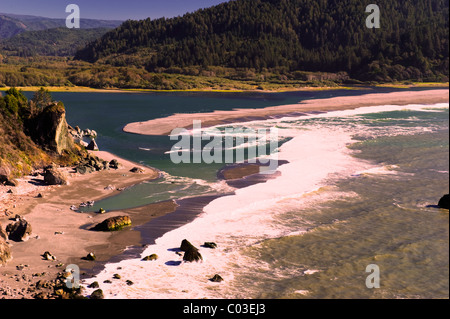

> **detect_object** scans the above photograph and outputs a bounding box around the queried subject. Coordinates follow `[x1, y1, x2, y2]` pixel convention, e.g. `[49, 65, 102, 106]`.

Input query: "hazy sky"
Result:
[0, 0, 230, 20]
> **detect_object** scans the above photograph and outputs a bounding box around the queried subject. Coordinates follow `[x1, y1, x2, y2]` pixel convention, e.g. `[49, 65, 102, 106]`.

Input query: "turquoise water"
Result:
[24, 87, 445, 212]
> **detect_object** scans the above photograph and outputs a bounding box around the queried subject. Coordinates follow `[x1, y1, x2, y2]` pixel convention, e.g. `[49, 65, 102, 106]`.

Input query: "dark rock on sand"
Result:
[438, 194, 449, 209]
[0, 167, 11, 184]
[130, 167, 144, 173]
[90, 289, 104, 299]
[43, 165, 68, 185]
[209, 274, 224, 282]
[88, 281, 99, 288]
[6, 218, 32, 242]
[203, 242, 217, 249]
[85, 252, 96, 261]
[109, 159, 120, 169]
[92, 216, 131, 231]
[142, 254, 158, 261]
[42, 251, 56, 261]
[4, 178, 19, 187]
[180, 239, 203, 262]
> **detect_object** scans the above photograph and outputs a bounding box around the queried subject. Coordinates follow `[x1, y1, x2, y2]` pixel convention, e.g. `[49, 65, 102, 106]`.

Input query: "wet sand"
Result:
[123, 89, 449, 136]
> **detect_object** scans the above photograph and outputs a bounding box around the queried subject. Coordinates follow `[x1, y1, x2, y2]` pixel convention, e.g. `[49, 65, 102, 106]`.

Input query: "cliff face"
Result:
[29, 102, 75, 155]
[0, 89, 83, 182]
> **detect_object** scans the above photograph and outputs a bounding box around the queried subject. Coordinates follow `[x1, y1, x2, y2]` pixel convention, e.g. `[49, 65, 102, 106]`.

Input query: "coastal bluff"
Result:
[0, 88, 84, 183]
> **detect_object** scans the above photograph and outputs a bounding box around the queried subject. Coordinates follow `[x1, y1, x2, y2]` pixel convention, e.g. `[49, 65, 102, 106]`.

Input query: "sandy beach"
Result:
[123, 89, 449, 136]
[0, 150, 165, 299]
[0, 147, 280, 299]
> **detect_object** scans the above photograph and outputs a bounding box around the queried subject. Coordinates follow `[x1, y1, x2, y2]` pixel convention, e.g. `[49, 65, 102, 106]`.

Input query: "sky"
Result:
[0, 0, 230, 21]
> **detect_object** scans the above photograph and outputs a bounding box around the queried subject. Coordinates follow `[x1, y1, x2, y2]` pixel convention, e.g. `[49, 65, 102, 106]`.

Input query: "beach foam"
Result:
[82, 102, 448, 299]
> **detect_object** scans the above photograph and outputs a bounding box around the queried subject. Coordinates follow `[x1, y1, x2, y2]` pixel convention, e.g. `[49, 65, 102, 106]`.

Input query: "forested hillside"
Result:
[1, 27, 111, 57]
[75, 0, 449, 82]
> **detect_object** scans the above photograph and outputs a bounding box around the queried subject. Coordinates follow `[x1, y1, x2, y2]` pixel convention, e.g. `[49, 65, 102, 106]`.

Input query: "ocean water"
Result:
[61, 92, 448, 299]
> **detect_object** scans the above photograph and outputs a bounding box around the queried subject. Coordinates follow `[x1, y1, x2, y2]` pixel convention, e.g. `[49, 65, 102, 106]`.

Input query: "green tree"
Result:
[31, 87, 53, 111]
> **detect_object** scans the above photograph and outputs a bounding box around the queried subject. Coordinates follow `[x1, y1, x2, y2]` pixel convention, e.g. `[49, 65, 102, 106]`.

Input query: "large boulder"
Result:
[180, 239, 203, 262]
[0, 166, 17, 186]
[44, 166, 68, 185]
[28, 102, 75, 155]
[6, 218, 32, 242]
[438, 194, 449, 209]
[0, 166, 10, 184]
[92, 216, 131, 231]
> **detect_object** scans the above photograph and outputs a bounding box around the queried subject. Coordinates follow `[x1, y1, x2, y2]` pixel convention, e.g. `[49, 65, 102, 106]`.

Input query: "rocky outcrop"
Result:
[109, 159, 120, 169]
[6, 217, 32, 242]
[86, 139, 99, 151]
[180, 239, 203, 262]
[0, 166, 10, 184]
[43, 165, 68, 185]
[29, 102, 75, 155]
[92, 216, 131, 231]
[75, 155, 109, 175]
[438, 194, 449, 209]
[0, 166, 18, 186]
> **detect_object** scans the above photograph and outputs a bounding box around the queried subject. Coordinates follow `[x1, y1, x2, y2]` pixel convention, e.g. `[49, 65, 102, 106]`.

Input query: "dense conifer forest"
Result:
[75, 0, 449, 82]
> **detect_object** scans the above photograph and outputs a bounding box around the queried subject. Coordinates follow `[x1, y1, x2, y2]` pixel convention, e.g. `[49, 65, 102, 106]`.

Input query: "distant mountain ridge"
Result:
[0, 12, 122, 39]
[1, 27, 112, 57]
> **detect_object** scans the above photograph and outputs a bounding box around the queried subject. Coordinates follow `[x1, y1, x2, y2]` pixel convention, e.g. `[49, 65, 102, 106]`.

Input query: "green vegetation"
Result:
[0, 0, 448, 90]
[75, 0, 449, 83]
[0, 88, 49, 177]
[1, 27, 112, 57]
[0, 87, 83, 178]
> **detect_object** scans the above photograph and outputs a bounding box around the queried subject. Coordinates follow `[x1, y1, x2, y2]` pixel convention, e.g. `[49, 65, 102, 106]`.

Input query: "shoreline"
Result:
[123, 89, 449, 136]
[1, 82, 448, 95]
[80, 161, 285, 281]
[0, 150, 161, 299]
[0, 147, 278, 298]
